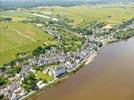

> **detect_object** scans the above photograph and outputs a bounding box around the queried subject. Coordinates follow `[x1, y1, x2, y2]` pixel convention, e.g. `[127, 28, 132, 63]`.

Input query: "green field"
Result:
[0, 10, 34, 21]
[0, 21, 57, 65]
[36, 71, 53, 82]
[0, 5, 134, 65]
[40, 5, 134, 25]
[0, 9, 58, 65]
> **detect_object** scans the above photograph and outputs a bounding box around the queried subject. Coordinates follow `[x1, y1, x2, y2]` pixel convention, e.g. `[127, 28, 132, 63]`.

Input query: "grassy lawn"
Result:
[36, 71, 53, 82]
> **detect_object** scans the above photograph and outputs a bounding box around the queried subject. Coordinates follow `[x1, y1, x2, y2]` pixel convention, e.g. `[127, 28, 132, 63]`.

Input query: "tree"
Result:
[32, 46, 45, 56]
[21, 72, 37, 92]
[0, 77, 8, 86]
[7, 66, 21, 77]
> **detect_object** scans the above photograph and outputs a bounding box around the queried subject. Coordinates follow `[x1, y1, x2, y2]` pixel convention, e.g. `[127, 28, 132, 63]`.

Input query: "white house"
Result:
[51, 18, 59, 22]
[52, 66, 65, 78]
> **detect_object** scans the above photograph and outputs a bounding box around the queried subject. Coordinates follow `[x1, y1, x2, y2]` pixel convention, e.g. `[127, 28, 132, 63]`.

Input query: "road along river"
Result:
[32, 37, 134, 100]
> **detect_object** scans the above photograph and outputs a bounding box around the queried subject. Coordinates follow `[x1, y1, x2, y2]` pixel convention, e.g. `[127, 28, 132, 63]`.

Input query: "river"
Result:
[32, 37, 134, 100]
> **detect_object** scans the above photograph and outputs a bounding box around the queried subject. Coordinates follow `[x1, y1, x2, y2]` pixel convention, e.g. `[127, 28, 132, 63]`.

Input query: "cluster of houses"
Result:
[0, 16, 108, 100]
[0, 29, 100, 99]
[1, 14, 132, 100]
[0, 79, 28, 100]
[114, 18, 134, 33]
[45, 27, 64, 41]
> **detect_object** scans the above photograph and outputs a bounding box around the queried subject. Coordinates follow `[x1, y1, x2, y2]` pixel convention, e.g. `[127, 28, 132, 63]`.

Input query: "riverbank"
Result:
[21, 49, 99, 100]
[20, 36, 134, 100]
[22, 40, 119, 100]
[32, 37, 134, 100]
[22, 76, 69, 100]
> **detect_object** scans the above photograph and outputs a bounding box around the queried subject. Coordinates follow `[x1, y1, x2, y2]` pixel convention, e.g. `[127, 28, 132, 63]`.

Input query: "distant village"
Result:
[0, 10, 134, 100]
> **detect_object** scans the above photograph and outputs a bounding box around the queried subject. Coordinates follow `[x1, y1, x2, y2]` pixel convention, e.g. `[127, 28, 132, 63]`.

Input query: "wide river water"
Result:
[32, 37, 134, 100]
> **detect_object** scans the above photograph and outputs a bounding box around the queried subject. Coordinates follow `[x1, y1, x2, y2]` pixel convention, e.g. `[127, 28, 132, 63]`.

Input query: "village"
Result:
[0, 36, 100, 100]
[0, 13, 133, 100]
